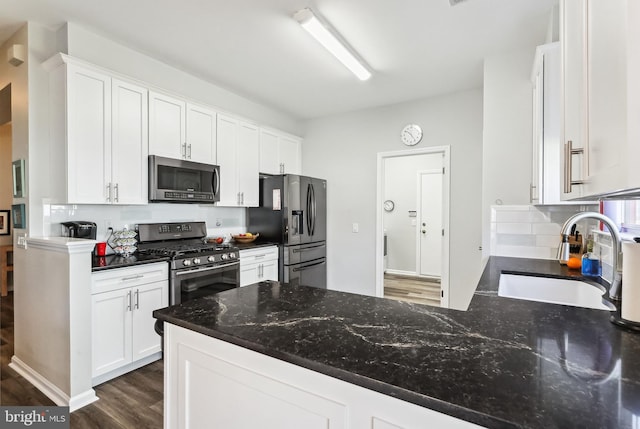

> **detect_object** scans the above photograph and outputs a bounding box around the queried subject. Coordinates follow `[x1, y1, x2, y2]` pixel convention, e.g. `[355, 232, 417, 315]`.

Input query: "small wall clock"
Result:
[401, 124, 423, 146]
[383, 200, 395, 212]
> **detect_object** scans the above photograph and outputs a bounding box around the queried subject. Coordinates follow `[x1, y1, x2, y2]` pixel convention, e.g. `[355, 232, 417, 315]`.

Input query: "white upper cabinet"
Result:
[560, 0, 628, 199]
[149, 92, 217, 164]
[186, 103, 217, 164]
[112, 79, 149, 204]
[217, 114, 260, 207]
[149, 91, 186, 160]
[65, 64, 112, 204]
[259, 128, 301, 175]
[45, 55, 148, 204]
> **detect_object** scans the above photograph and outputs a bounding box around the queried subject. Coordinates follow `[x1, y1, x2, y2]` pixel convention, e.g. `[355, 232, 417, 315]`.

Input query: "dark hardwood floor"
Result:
[1, 292, 164, 428]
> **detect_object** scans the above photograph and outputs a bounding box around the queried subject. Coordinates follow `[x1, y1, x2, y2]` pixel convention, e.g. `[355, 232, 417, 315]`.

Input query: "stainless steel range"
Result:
[137, 221, 239, 305]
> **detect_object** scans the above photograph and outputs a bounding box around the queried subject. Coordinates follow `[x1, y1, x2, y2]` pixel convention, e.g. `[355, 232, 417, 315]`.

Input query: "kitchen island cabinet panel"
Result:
[164, 323, 480, 429]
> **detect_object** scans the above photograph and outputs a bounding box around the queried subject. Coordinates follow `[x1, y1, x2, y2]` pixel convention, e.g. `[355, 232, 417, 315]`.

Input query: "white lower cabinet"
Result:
[165, 324, 481, 429]
[91, 262, 168, 385]
[239, 246, 279, 286]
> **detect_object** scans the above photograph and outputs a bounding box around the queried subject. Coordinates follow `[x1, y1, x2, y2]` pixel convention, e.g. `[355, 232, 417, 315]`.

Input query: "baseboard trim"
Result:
[92, 352, 162, 387]
[384, 269, 417, 277]
[9, 355, 98, 411]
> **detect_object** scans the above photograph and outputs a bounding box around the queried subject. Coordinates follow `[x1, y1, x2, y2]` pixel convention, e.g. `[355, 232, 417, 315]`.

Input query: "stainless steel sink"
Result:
[498, 274, 615, 311]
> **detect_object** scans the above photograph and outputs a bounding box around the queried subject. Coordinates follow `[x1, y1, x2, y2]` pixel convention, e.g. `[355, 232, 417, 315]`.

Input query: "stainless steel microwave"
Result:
[149, 155, 220, 203]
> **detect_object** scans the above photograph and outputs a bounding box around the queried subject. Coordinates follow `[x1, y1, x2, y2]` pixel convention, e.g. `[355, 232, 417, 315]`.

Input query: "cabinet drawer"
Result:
[239, 246, 278, 265]
[92, 262, 169, 294]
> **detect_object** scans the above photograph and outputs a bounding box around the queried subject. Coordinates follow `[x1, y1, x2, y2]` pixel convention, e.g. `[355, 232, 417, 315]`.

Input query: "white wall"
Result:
[383, 153, 442, 274]
[481, 47, 537, 262]
[302, 90, 483, 310]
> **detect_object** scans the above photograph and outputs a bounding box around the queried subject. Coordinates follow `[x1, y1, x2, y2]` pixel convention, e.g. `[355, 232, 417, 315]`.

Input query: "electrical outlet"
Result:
[352, 223, 359, 233]
[216, 219, 222, 227]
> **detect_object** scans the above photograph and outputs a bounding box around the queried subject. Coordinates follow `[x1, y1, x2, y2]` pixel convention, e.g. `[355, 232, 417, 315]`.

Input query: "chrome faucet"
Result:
[557, 212, 622, 301]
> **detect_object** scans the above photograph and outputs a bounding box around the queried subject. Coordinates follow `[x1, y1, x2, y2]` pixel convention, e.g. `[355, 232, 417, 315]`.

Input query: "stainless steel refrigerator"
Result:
[248, 174, 326, 288]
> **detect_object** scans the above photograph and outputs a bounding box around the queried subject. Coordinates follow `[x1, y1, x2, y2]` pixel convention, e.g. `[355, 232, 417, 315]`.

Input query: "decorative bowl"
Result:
[232, 233, 259, 243]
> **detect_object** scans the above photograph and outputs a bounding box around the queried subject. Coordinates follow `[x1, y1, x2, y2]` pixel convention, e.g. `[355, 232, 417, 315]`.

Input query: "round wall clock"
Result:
[383, 200, 395, 212]
[401, 124, 423, 146]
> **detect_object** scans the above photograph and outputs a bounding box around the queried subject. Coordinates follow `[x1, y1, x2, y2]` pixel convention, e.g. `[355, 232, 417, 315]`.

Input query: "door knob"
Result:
[422, 230, 426, 234]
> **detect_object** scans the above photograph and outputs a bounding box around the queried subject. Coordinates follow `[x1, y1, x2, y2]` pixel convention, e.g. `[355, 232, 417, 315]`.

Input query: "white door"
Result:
[217, 114, 240, 206]
[186, 103, 217, 164]
[237, 121, 260, 207]
[92, 288, 132, 377]
[279, 136, 301, 174]
[418, 170, 443, 278]
[111, 78, 148, 204]
[66, 64, 111, 204]
[259, 129, 280, 174]
[132, 281, 167, 361]
[149, 91, 186, 159]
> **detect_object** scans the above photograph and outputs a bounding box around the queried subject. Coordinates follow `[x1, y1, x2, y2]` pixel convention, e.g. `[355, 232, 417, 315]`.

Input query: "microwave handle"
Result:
[212, 168, 220, 198]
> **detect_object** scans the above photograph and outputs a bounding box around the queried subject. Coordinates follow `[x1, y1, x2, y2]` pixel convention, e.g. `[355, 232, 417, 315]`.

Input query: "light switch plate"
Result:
[352, 223, 359, 233]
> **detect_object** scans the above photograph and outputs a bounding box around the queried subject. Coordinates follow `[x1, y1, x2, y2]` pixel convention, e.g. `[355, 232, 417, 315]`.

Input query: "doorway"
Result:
[376, 146, 450, 307]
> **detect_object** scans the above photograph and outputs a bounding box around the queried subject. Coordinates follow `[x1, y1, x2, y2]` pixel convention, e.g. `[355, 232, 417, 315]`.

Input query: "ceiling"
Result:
[0, 0, 557, 120]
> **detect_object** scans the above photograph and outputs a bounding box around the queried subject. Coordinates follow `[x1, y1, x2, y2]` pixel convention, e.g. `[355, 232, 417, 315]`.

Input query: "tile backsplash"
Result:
[490, 204, 598, 259]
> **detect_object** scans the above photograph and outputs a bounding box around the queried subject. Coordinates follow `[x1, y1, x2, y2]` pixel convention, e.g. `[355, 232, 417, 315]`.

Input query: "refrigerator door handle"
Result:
[292, 243, 326, 253]
[311, 183, 317, 236]
[306, 183, 313, 235]
[292, 260, 326, 272]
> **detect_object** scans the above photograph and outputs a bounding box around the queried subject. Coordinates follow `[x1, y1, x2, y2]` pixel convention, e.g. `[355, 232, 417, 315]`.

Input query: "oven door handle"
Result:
[174, 261, 239, 276]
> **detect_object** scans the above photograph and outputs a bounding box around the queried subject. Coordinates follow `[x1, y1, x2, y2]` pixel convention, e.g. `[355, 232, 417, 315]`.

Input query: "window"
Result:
[602, 200, 640, 235]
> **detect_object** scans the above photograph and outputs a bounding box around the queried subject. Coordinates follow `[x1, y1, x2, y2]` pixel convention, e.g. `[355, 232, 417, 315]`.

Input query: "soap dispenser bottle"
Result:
[581, 234, 601, 277]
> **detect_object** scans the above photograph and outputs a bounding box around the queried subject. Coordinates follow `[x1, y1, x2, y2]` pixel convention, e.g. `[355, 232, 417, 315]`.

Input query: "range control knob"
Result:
[193, 258, 201, 265]
[221, 254, 229, 260]
[207, 256, 216, 263]
[229, 253, 236, 259]
[183, 259, 192, 266]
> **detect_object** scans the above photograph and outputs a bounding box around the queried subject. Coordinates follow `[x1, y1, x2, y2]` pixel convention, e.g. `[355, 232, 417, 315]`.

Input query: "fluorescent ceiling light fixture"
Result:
[293, 8, 372, 81]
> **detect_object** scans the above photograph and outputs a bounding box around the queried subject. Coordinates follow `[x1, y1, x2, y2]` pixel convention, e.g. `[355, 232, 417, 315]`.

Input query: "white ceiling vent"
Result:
[449, 0, 470, 6]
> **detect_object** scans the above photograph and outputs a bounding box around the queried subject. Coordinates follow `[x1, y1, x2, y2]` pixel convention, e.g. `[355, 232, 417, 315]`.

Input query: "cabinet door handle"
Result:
[126, 290, 132, 312]
[181, 142, 187, 158]
[134, 289, 139, 310]
[106, 183, 112, 203]
[529, 183, 538, 203]
[280, 163, 284, 174]
[563, 140, 585, 193]
[121, 274, 144, 281]
[187, 144, 192, 159]
[114, 183, 119, 203]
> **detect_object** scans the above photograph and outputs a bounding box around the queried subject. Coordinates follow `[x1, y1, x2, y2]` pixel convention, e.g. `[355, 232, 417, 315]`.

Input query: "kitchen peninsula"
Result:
[153, 257, 640, 428]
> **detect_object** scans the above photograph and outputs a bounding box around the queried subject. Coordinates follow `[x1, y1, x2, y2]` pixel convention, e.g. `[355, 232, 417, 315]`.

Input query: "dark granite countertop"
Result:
[91, 253, 169, 272]
[153, 256, 640, 428]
